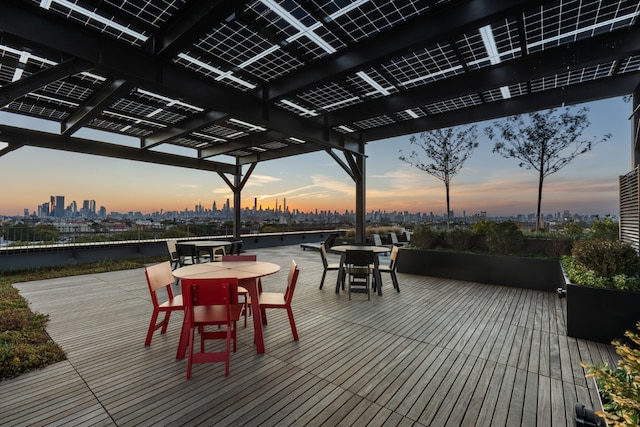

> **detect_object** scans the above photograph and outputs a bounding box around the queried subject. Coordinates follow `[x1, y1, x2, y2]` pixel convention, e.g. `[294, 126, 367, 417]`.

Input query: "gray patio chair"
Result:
[378, 245, 400, 292]
[345, 250, 375, 300]
[319, 243, 341, 289]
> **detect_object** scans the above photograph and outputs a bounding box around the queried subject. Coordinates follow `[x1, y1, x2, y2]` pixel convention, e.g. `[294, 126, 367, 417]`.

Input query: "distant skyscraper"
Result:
[39, 202, 49, 217]
[55, 195, 65, 218]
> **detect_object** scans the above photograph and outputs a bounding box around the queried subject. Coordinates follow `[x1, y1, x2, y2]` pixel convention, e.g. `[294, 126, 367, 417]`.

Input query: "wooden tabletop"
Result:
[331, 245, 390, 254]
[176, 240, 231, 248]
[173, 260, 280, 280]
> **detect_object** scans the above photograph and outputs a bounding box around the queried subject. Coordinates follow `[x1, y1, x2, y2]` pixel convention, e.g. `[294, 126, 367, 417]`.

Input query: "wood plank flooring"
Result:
[2, 244, 618, 426]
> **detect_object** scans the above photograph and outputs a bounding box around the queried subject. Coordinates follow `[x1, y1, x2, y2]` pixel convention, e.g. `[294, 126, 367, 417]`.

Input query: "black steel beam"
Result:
[0, 1, 354, 153]
[200, 130, 284, 157]
[142, 110, 228, 148]
[0, 57, 91, 108]
[236, 142, 325, 165]
[0, 124, 237, 174]
[61, 79, 132, 136]
[328, 26, 640, 127]
[263, 0, 549, 100]
[359, 72, 640, 142]
[0, 142, 23, 158]
[147, 0, 234, 57]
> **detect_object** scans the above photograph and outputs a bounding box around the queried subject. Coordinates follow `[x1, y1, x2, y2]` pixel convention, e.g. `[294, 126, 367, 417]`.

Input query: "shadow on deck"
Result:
[2, 245, 617, 426]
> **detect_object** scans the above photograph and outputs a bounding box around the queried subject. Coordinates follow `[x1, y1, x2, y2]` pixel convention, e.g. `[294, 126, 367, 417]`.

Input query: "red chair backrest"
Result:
[145, 261, 176, 307]
[181, 277, 239, 324]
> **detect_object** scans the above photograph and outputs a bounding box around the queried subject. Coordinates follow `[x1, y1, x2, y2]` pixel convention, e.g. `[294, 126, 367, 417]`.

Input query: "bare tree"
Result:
[485, 107, 611, 232]
[400, 125, 478, 230]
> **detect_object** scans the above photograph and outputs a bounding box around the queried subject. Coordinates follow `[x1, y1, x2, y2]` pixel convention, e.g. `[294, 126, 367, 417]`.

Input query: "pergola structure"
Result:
[0, 0, 639, 242]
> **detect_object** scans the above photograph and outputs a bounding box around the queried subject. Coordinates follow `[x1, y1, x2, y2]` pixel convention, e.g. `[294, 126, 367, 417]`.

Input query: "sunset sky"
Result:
[0, 96, 633, 218]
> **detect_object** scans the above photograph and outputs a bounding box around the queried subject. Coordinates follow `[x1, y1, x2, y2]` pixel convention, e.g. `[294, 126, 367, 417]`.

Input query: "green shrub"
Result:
[588, 216, 620, 241]
[544, 236, 572, 258]
[471, 219, 493, 236]
[582, 322, 640, 427]
[158, 226, 192, 238]
[572, 240, 640, 278]
[562, 256, 640, 290]
[563, 222, 585, 240]
[485, 221, 525, 255]
[445, 228, 474, 251]
[410, 226, 442, 250]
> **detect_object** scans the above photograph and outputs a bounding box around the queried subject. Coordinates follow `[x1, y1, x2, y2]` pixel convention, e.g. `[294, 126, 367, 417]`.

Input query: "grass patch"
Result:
[1, 255, 167, 380]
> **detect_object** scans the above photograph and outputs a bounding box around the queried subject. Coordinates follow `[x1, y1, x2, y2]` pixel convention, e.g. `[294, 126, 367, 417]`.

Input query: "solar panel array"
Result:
[0, 0, 638, 168]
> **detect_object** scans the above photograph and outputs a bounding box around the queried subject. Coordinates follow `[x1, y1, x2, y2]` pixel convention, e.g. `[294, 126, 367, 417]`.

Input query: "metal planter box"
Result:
[396, 248, 562, 292]
[566, 282, 640, 344]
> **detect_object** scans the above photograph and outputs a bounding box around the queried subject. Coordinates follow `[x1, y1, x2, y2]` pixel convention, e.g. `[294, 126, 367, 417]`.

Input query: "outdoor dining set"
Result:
[144, 237, 401, 378]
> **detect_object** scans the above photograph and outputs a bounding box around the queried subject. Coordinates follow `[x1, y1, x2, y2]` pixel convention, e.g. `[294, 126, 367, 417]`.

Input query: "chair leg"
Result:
[391, 271, 400, 292]
[145, 310, 160, 346]
[287, 307, 298, 341]
[225, 328, 231, 377]
[159, 311, 171, 334]
[320, 269, 327, 289]
[186, 327, 195, 379]
[232, 322, 237, 353]
[243, 300, 248, 328]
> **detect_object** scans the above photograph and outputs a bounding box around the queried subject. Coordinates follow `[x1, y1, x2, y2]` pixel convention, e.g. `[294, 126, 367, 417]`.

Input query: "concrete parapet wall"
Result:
[0, 230, 344, 271]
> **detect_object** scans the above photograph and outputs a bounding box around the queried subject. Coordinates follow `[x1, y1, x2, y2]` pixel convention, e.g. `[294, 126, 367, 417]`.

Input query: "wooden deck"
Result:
[2, 244, 618, 426]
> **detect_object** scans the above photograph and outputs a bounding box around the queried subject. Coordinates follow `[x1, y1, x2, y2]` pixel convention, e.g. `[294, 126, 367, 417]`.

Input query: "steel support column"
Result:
[633, 84, 640, 167]
[355, 143, 366, 244]
[218, 163, 256, 241]
[233, 170, 242, 241]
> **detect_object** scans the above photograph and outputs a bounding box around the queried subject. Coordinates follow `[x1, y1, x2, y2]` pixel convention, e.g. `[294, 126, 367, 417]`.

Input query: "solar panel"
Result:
[1, 0, 637, 166]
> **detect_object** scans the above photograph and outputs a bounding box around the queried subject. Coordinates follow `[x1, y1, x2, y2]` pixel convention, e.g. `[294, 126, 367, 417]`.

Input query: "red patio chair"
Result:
[257, 260, 300, 341]
[181, 277, 243, 378]
[144, 261, 183, 346]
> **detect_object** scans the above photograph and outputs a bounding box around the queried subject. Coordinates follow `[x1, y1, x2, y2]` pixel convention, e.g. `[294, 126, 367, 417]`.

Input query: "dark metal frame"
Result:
[0, 0, 638, 240]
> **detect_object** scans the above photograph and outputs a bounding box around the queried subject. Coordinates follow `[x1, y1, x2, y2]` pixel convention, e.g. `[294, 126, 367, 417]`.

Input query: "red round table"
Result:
[173, 260, 280, 355]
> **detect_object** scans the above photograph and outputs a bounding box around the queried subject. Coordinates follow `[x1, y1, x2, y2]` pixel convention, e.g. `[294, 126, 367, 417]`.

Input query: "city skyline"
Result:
[0, 96, 633, 218]
[9, 191, 618, 221]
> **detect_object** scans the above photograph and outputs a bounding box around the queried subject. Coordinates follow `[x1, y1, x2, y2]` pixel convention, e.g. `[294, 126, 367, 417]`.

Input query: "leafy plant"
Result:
[543, 236, 572, 259]
[470, 219, 493, 236]
[582, 322, 640, 426]
[589, 216, 620, 241]
[410, 225, 442, 250]
[561, 256, 640, 291]
[572, 240, 640, 279]
[563, 222, 585, 240]
[485, 221, 525, 255]
[445, 228, 475, 251]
